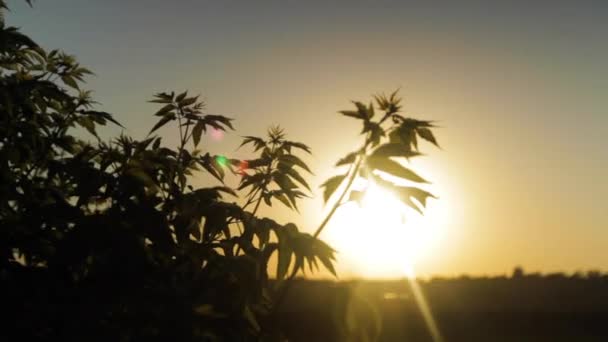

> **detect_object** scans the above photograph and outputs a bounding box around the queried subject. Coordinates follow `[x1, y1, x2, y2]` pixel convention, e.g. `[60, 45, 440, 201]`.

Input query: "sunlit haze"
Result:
[10, 0, 608, 278]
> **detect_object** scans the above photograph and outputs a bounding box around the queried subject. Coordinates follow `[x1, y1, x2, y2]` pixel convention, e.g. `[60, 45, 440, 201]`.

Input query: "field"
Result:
[278, 276, 608, 341]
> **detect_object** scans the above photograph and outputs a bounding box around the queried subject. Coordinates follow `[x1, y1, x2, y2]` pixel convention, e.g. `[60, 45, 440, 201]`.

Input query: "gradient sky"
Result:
[9, 0, 608, 277]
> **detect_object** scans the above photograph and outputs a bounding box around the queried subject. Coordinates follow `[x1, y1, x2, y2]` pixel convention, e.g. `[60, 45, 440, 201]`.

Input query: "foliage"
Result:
[0, 2, 439, 341]
[0, 6, 334, 341]
[317, 91, 439, 239]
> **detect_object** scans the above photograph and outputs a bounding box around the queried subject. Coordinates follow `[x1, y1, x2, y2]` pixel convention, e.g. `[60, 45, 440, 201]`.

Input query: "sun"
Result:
[324, 180, 445, 279]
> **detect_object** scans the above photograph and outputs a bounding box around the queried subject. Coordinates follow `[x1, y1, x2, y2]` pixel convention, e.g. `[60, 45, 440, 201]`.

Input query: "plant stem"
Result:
[312, 156, 362, 239]
[272, 110, 395, 313]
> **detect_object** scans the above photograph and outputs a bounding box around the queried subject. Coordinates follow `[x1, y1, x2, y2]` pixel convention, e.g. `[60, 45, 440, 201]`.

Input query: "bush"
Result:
[0, 2, 438, 341]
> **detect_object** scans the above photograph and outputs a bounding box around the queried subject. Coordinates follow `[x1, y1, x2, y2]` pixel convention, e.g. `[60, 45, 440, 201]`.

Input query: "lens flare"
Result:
[210, 127, 224, 141]
[215, 155, 228, 167]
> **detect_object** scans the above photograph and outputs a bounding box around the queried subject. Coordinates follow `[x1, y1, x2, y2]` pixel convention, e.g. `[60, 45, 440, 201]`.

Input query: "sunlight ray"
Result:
[408, 276, 444, 342]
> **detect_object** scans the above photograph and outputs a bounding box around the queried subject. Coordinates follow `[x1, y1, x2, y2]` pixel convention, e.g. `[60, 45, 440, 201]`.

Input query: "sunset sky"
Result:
[10, 0, 607, 278]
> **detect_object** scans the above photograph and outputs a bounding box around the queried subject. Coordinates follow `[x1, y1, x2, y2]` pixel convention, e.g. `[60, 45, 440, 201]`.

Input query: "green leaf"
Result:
[396, 186, 436, 209]
[349, 190, 365, 204]
[200, 153, 225, 182]
[175, 91, 187, 102]
[180, 96, 198, 107]
[283, 141, 311, 154]
[279, 165, 310, 191]
[367, 156, 428, 183]
[154, 103, 175, 116]
[338, 110, 362, 119]
[239, 136, 266, 151]
[335, 151, 358, 167]
[276, 230, 292, 280]
[238, 172, 268, 191]
[312, 239, 336, 276]
[204, 114, 234, 130]
[278, 154, 311, 173]
[243, 305, 261, 333]
[152, 137, 161, 149]
[149, 92, 173, 104]
[192, 121, 205, 147]
[417, 127, 440, 147]
[367, 122, 384, 147]
[354, 101, 369, 119]
[77, 116, 97, 137]
[367, 102, 375, 119]
[211, 186, 237, 197]
[273, 191, 293, 209]
[370, 143, 422, 159]
[149, 113, 175, 134]
[318, 254, 336, 277]
[274, 172, 297, 191]
[61, 75, 78, 89]
[126, 168, 157, 189]
[246, 157, 272, 169]
[320, 174, 346, 202]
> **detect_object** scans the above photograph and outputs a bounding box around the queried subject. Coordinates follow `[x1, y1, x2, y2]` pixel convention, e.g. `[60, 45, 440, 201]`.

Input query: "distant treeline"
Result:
[277, 270, 608, 341]
[428, 266, 608, 281]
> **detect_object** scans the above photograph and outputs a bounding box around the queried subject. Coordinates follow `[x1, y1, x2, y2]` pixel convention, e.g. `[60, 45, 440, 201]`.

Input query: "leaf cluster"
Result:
[0, 11, 334, 342]
[323, 90, 440, 219]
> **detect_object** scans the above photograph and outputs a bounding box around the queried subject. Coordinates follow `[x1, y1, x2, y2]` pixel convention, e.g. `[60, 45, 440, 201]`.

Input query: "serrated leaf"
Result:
[283, 141, 311, 154]
[239, 136, 266, 151]
[278, 154, 311, 173]
[154, 103, 175, 116]
[243, 306, 261, 332]
[61, 75, 78, 89]
[396, 186, 436, 209]
[276, 231, 292, 280]
[152, 137, 161, 149]
[354, 101, 368, 119]
[273, 192, 293, 209]
[273, 172, 297, 192]
[180, 96, 198, 107]
[212, 186, 237, 197]
[284, 167, 310, 191]
[245, 157, 272, 169]
[238, 172, 268, 190]
[313, 239, 336, 276]
[417, 127, 440, 147]
[149, 113, 175, 134]
[77, 116, 96, 137]
[200, 154, 224, 182]
[368, 122, 384, 147]
[335, 151, 358, 166]
[367, 156, 428, 183]
[175, 91, 187, 102]
[204, 114, 234, 130]
[277, 161, 310, 191]
[318, 254, 336, 277]
[367, 102, 375, 119]
[320, 174, 346, 202]
[349, 190, 365, 204]
[370, 143, 422, 159]
[338, 110, 362, 119]
[192, 121, 205, 147]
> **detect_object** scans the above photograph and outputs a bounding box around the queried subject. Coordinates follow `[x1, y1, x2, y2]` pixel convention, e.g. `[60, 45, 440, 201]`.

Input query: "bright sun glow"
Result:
[325, 180, 446, 279]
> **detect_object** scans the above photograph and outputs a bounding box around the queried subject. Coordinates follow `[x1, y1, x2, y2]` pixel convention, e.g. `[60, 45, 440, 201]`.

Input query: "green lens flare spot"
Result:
[215, 155, 228, 167]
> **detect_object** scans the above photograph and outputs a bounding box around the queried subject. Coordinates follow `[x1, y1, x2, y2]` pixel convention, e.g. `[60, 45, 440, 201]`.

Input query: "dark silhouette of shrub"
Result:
[0, 2, 439, 341]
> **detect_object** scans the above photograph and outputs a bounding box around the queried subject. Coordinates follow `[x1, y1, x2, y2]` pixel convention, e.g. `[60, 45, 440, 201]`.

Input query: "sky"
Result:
[8, 0, 608, 278]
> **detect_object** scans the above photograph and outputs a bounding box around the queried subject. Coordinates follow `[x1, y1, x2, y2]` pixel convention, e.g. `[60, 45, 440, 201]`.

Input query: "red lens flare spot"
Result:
[238, 160, 249, 175]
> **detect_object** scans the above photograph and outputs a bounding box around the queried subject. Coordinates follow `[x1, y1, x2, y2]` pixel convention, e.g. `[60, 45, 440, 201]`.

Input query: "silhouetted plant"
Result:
[318, 91, 439, 237]
[0, 3, 335, 341]
[271, 91, 440, 313]
[0, 2, 439, 341]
